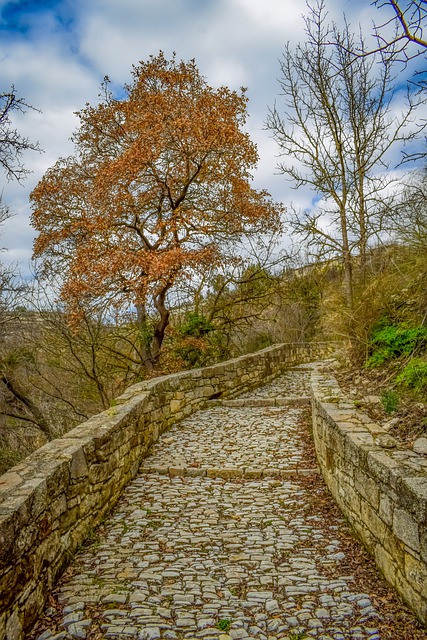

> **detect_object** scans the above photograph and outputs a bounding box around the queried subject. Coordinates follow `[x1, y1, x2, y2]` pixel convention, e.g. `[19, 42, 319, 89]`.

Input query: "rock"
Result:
[36, 631, 54, 640]
[365, 396, 381, 404]
[375, 434, 397, 449]
[138, 628, 161, 640]
[67, 623, 87, 639]
[63, 611, 83, 626]
[413, 437, 427, 455]
[382, 417, 400, 432]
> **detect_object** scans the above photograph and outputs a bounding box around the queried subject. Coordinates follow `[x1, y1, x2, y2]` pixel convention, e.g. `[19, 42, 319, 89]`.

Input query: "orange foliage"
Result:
[31, 53, 283, 363]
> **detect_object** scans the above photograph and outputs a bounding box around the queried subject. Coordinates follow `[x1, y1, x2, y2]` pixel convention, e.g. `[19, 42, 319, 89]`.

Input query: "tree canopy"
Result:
[31, 53, 283, 369]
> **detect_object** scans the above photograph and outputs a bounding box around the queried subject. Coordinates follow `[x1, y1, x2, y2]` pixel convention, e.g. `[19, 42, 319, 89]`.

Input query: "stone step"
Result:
[206, 396, 311, 407]
[138, 464, 320, 479]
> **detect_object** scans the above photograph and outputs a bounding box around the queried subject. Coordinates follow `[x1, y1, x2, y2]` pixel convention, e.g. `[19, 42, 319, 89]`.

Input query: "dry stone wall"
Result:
[0, 342, 332, 640]
[311, 370, 427, 625]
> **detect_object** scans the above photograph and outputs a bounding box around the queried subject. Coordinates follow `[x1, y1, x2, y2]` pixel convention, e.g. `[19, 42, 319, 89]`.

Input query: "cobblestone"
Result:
[32, 366, 395, 639]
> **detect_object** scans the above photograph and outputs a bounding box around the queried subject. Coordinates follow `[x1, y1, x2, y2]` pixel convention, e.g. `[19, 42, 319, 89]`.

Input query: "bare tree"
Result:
[0, 86, 41, 183]
[266, 0, 425, 313]
[0, 85, 41, 311]
[371, 0, 427, 61]
[0, 87, 44, 467]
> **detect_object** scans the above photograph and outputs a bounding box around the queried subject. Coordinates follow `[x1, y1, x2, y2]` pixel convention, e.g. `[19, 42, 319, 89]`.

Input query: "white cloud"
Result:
[230, 0, 302, 38]
[0, 0, 423, 276]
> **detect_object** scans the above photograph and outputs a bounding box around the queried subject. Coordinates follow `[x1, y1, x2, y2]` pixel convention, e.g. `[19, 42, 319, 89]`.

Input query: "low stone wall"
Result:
[0, 342, 333, 639]
[311, 370, 427, 625]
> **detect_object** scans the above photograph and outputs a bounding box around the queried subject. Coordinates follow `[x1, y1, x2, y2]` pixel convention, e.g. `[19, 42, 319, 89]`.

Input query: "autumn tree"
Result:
[266, 1, 425, 314]
[31, 53, 282, 371]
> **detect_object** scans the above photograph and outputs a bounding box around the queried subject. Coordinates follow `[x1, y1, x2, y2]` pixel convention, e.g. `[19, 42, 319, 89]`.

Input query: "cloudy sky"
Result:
[0, 0, 417, 274]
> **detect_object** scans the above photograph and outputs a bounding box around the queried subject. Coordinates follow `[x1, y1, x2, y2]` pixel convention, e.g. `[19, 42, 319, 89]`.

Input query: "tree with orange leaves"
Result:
[31, 53, 283, 370]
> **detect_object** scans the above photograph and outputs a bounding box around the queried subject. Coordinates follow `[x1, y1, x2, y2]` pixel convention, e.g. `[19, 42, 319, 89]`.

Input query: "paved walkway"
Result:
[31, 365, 395, 640]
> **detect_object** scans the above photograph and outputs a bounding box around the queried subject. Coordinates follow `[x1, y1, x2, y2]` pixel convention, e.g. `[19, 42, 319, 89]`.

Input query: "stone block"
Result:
[379, 492, 394, 527]
[0, 472, 23, 494]
[383, 529, 406, 572]
[244, 468, 263, 479]
[187, 467, 206, 477]
[0, 512, 17, 565]
[405, 551, 427, 598]
[170, 399, 183, 413]
[0, 568, 18, 609]
[169, 467, 186, 477]
[206, 468, 243, 479]
[393, 507, 420, 553]
[375, 544, 399, 589]
[22, 582, 46, 633]
[360, 498, 388, 544]
[396, 568, 427, 624]
[399, 476, 427, 522]
[5, 607, 22, 640]
[420, 526, 427, 564]
[414, 438, 427, 455]
[354, 468, 380, 510]
[366, 450, 399, 484]
[13, 518, 42, 560]
[59, 505, 79, 533]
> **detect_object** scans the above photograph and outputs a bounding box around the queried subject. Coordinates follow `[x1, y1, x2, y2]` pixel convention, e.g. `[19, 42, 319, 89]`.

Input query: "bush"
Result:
[178, 313, 214, 338]
[173, 312, 227, 368]
[397, 358, 427, 395]
[367, 323, 427, 367]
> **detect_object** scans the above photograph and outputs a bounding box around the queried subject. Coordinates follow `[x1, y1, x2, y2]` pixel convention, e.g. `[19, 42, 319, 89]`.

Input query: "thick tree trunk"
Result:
[135, 284, 171, 371]
[135, 303, 155, 371]
[151, 287, 171, 364]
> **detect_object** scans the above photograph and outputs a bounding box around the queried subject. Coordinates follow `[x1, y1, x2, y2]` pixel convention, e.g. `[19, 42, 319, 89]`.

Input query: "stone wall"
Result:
[0, 342, 333, 639]
[311, 370, 427, 625]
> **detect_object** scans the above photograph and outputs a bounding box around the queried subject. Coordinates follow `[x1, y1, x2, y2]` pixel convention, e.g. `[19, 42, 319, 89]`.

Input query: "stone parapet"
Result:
[0, 342, 333, 639]
[311, 370, 427, 625]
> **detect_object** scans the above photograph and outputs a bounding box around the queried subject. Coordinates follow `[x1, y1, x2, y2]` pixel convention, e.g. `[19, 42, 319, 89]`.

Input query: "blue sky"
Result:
[0, 0, 422, 273]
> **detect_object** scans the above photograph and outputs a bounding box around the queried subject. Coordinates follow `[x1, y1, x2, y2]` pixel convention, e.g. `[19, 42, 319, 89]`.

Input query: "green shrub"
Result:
[173, 313, 228, 368]
[380, 389, 399, 414]
[367, 323, 427, 367]
[178, 313, 214, 338]
[397, 358, 427, 395]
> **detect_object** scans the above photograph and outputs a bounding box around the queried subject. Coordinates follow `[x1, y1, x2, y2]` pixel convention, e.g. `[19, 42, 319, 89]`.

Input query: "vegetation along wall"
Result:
[311, 370, 427, 625]
[0, 342, 333, 640]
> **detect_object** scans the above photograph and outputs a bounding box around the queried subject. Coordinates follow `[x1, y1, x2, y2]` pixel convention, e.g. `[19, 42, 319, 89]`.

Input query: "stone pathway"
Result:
[29, 366, 408, 640]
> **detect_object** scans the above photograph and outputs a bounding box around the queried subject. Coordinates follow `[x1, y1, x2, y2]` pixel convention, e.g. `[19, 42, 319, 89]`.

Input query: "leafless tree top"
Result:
[0, 86, 41, 184]
[372, 0, 427, 62]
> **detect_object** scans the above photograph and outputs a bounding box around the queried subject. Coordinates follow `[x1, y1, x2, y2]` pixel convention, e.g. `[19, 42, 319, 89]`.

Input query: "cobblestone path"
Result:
[29, 366, 413, 640]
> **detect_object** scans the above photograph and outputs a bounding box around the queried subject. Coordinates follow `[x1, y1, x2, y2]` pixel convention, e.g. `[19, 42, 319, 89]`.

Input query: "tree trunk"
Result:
[151, 286, 171, 365]
[339, 204, 354, 312]
[0, 374, 53, 439]
[135, 303, 155, 371]
[135, 284, 171, 370]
